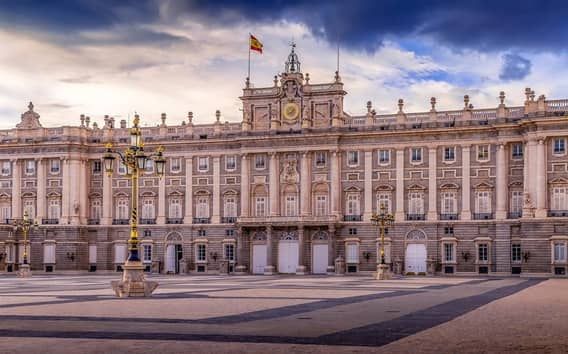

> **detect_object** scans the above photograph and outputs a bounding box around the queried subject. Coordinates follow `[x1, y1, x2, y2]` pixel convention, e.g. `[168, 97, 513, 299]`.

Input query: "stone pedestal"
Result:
[295, 265, 306, 275]
[375, 263, 391, 280]
[111, 261, 158, 298]
[18, 264, 32, 278]
[235, 265, 247, 275]
[263, 265, 275, 275]
[179, 259, 187, 274]
[334, 256, 345, 275]
[326, 265, 335, 275]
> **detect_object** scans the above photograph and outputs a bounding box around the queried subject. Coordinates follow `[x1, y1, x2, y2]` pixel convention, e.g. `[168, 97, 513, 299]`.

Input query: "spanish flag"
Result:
[250, 34, 263, 54]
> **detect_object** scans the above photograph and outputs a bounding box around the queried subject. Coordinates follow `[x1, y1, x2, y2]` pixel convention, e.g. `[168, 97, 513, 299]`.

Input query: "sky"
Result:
[1, 0, 567, 129]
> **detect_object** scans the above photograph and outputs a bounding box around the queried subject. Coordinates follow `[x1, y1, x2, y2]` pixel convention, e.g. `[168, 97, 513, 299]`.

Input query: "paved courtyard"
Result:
[0, 274, 566, 353]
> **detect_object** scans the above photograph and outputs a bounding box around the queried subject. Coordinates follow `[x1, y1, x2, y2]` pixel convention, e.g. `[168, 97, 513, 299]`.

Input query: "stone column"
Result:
[11, 159, 21, 219]
[235, 228, 247, 274]
[327, 225, 336, 274]
[212, 156, 221, 223]
[264, 225, 275, 274]
[523, 139, 537, 218]
[330, 150, 341, 218]
[69, 159, 81, 225]
[300, 152, 311, 216]
[36, 158, 46, 222]
[79, 160, 89, 224]
[427, 147, 437, 220]
[240, 155, 250, 217]
[495, 144, 508, 220]
[363, 150, 373, 221]
[535, 139, 547, 217]
[296, 226, 306, 274]
[157, 170, 166, 224]
[395, 149, 405, 221]
[461, 146, 471, 220]
[184, 157, 193, 223]
[60, 158, 70, 224]
[101, 162, 113, 225]
[269, 153, 280, 216]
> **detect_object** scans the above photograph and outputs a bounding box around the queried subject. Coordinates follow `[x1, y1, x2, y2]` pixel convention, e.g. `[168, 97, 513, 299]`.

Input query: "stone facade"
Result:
[1, 48, 568, 277]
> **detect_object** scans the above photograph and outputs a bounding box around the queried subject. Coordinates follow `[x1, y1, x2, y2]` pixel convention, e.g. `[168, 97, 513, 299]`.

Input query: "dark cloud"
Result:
[59, 75, 93, 84]
[499, 53, 532, 81]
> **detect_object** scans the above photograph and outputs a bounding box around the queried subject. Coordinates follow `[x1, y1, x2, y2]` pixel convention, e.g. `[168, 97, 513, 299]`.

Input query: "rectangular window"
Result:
[315, 195, 328, 216]
[118, 160, 127, 175]
[196, 197, 209, 218]
[315, 152, 326, 167]
[197, 244, 207, 262]
[225, 156, 236, 171]
[198, 229, 206, 237]
[511, 244, 521, 262]
[475, 191, 491, 213]
[169, 198, 182, 218]
[411, 148, 422, 163]
[554, 138, 566, 155]
[143, 244, 152, 263]
[91, 200, 101, 219]
[408, 192, 424, 214]
[346, 243, 359, 263]
[477, 145, 490, 161]
[284, 195, 298, 216]
[144, 159, 154, 174]
[92, 160, 102, 174]
[1, 205, 11, 221]
[224, 196, 237, 217]
[1, 161, 11, 176]
[43, 244, 56, 264]
[117, 199, 129, 220]
[444, 226, 454, 235]
[511, 143, 523, 159]
[441, 192, 456, 214]
[23, 199, 35, 219]
[25, 160, 35, 175]
[170, 158, 181, 173]
[554, 243, 566, 262]
[444, 147, 455, 162]
[444, 243, 454, 262]
[346, 193, 360, 215]
[348, 228, 357, 235]
[198, 157, 209, 172]
[224, 244, 235, 261]
[50, 159, 60, 174]
[347, 151, 359, 166]
[48, 199, 60, 219]
[511, 191, 523, 213]
[377, 193, 391, 213]
[141, 199, 155, 219]
[255, 155, 266, 169]
[551, 187, 568, 210]
[378, 150, 390, 164]
[478, 244, 488, 262]
[255, 197, 266, 217]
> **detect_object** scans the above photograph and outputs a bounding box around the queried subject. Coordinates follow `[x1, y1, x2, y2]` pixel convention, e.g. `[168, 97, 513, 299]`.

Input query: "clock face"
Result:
[283, 102, 300, 121]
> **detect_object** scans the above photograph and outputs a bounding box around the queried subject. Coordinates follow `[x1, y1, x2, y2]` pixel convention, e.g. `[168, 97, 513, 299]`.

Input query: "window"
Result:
[143, 230, 152, 237]
[284, 194, 298, 216]
[477, 145, 490, 161]
[444, 226, 454, 235]
[91, 200, 101, 219]
[478, 244, 488, 262]
[197, 244, 207, 262]
[1, 204, 11, 221]
[411, 148, 422, 163]
[315, 152, 326, 167]
[47, 199, 60, 219]
[444, 147, 455, 162]
[511, 143, 523, 159]
[255, 155, 266, 169]
[144, 159, 154, 174]
[118, 160, 127, 175]
[198, 157, 209, 172]
[1, 161, 11, 176]
[196, 196, 209, 218]
[377, 193, 391, 213]
[512, 244, 521, 262]
[444, 243, 454, 262]
[224, 196, 237, 217]
[225, 156, 236, 171]
[441, 192, 457, 214]
[554, 243, 566, 262]
[117, 199, 129, 219]
[43, 244, 56, 264]
[143, 244, 152, 263]
[25, 160, 35, 175]
[141, 199, 155, 219]
[346, 193, 360, 216]
[23, 199, 35, 219]
[114, 244, 127, 264]
[92, 160, 102, 174]
[255, 197, 266, 217]
[346, 243, 359, 263]
[315, 195, 328, 216]
[224, 243, 235, 261]
[225, 229, 235, 236]
[169, 198, 182, 218]
[475, 191, 491, 213]
[198, 229, 206, 237]
[170, 158, 181, 173]
[511, 191, 523, 214]
[348, 228, 357, 235]
[408, 192, 424, 214]
[551, 187, 568, 210]
[347, 151, 359, 166]
[50, 159, 60, 174]
[554, 138, 566, 155]
[378, 150, 390, 164]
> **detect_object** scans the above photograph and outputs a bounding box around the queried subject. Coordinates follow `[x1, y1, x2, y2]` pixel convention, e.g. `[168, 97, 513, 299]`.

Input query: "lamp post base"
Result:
[375, 263, 392, 280]
[18, 264, 32, 278]
[111, 261, 158, 298]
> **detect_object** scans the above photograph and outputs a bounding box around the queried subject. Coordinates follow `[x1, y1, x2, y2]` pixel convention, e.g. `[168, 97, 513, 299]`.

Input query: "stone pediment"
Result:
[16, 102, 42, 129]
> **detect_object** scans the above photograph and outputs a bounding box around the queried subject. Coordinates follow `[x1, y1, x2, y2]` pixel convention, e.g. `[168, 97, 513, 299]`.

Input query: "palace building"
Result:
[1, 46, 568, 277]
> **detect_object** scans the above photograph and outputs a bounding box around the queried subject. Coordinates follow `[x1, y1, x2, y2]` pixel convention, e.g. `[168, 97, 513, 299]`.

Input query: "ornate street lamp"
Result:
[13, 210, 39, 277]
[105, 114, 165, 297]
[371, 205, 394, 280]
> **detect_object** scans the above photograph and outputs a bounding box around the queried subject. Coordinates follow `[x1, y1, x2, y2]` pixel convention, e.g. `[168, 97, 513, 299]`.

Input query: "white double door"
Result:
[252, 244, 267, 274]
[278, 241, 299, 274]
[405, 243, 427, 273]
[166, 245, 176, 273]
[312, 244, 329, 274]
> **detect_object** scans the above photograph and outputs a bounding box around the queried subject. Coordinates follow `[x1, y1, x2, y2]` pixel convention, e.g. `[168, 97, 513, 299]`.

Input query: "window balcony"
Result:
[193, 217, 211, 224]
[439, 213, 458, 220]
[166, 218, 184, 224]
[112, 219, 130, 225]
[406, 213, 425, 221]
[3, 218, 16, 225]
[548, 210, 568, 217]
[87, 219, 100, 225]
[140, 218, 156, 225]
[42, 219, 59, 225]
[344, 215, 362, 222]
[473, 213, 494, 220]
[508, 212, 522, 219]
[221, 217, 237, 223]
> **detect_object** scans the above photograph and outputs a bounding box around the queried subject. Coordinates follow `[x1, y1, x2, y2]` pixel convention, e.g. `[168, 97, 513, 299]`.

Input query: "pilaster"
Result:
[535, 139, 547, 218]
[395, 149, 405, 221]
[330, 150, 341, 218]
[461, 145, 471, 220]
[240, 155, 250, 217]
[495, 144, 508, 220]
[11, 159, 21, 219]
[427, 147, 437, 221]
[184, 158, 193, 223]
[212, 156, 221, 223]
[363, 150, 373, 221]
[36, 158, 46, 222]
[300, 152, 311, 216]
[101, 163, 113, 225]
[157, 170, 166, 225]
[269, 152, 280, 216]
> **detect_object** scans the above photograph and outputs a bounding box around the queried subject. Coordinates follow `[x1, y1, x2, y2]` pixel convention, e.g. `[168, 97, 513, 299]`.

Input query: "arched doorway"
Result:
[312, 230, 329, 274]
[164, 232, 183, 274]
[278, 231, 299, 274]
[251, 231, 267, 275]
[405, 229, 427, 274]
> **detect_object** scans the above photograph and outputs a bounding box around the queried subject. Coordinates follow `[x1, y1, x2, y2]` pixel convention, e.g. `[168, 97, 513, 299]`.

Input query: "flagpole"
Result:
[247, 33, 251, 83]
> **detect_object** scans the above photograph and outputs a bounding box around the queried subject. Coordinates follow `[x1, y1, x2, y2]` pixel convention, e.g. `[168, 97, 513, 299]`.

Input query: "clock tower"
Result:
[240, 43, 346, 132]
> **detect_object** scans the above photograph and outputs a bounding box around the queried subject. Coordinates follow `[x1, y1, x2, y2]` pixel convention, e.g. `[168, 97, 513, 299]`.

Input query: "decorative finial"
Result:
[80, 114, 85, 127]
[188, 111, 193, 124]
[464, 95, 470, 109]
[133, 113, 140, 127]
[245, 76, 250, 88]
[284, 41, 301, 73]
[530, 90, 536, 101]
[305, 73, 310, 84]
[366, 101, 372, 113]
[398, 98, 404, 113]
[334, 70, 341, 83]
[525, 87, 532, 101]
[28, 102, 34, 112]
[430, 97, 436, 111]
[85, 116, 90, 128]
[215, 110, 221, 122]
[161, 113, 166, 126]
[499, 91, 505, 105]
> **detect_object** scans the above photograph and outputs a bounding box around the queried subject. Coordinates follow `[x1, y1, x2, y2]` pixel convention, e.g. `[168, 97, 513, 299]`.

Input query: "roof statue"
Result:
[284, 42, 301, 74]
[16, 101, 42, 129]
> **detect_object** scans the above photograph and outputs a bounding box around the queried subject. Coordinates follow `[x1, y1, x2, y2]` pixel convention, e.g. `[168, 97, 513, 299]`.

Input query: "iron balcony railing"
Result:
[42, 219, 59, 225]
[87, 218, 100, 225]
[406, 213, 426, 221]
[139, 218, 157, 225]
[343, 215, 362, 221]
[473, 213, 494, 220]
[221, 217, 237, 223]
[166, 218, 184, 224]
[112, 219, 130, 225]
[508, 212, 522, 219]
[193, 217, 211, 224]
[548, 210, 568, 217]
[439, 213, 458, 220]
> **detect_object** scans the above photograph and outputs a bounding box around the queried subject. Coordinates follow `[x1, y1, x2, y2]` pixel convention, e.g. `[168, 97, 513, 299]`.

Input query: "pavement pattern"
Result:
[0, 274, 564, 353]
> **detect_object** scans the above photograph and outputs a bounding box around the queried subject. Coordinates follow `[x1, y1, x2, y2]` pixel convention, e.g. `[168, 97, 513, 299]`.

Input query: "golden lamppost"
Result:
[371, 205, 394, 280]
[13, 210, 39, 278]
[104, 114, 166, 297]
